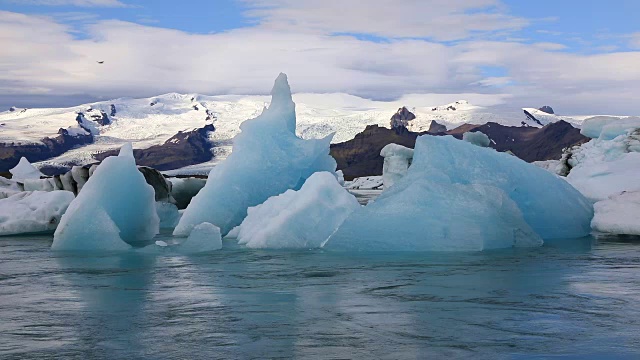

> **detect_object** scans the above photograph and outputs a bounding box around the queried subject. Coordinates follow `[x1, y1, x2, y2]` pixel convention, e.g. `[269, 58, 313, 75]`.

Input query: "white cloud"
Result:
[2, 10, 640, 115]
[241, 0, 528, 41]
[4, 0, 128, 6]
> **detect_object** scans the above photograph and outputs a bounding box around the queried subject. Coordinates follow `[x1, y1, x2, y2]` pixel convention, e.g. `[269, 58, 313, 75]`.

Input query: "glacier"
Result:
[52, 144, 160, 251]
[380, 144, 414, 190]
[174, 74, 336, 236]
[326, 135, 593, 251]
[236, 172, 360, 249]
[0, 191, 75, 236]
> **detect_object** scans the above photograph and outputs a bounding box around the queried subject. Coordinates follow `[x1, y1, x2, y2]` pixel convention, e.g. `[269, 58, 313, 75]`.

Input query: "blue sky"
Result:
[3, 0, 638, 52]
[1, 0, 640, 113]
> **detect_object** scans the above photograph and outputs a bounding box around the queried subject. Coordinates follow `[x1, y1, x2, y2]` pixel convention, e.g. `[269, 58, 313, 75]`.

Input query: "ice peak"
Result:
[9, 157, 43, 180]
[270, 72, 293, 108]
[263, 73, 296, 133]
[118, 143, 134, 158]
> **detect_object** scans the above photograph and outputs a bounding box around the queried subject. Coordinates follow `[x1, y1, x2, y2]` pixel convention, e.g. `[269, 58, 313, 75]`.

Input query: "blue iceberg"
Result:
[52, 144, 160, 251]
[174, 74, 336, 236]
[326, 135, 593, 251]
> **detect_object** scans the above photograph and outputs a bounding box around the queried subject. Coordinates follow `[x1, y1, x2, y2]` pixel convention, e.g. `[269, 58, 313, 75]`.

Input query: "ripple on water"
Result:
[0, 235, 639, 359]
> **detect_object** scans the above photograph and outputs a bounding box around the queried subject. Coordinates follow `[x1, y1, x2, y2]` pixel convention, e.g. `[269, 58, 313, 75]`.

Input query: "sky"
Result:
[1, 0, 640, 114]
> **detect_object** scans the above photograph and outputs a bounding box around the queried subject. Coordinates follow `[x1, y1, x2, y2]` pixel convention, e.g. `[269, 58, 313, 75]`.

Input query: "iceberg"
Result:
[326, 135, 593, 251]
[0, 177, 23, 199]
[237, 172, 360, 249]
[179, 222, 222, 253]
[345, 176, 383, 190]
[52, 144, 160, 251]
[0, 191, 75, 236]
[462, 131, 491, 147]
[326, 179, 543, 251]
[581, 116, 640, 140]
[380, 144, 414, 189]
[591, 191, 640, 235]
[174, 74, 336, 236]
[566, 129, 640, 201]
[156, 202, 181, 229]
[167, 177, 206, 209]
[9, 157, 43, 181]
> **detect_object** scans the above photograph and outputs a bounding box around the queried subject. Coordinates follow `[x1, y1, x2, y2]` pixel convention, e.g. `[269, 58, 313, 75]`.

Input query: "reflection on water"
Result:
[1, 235, 639, 359]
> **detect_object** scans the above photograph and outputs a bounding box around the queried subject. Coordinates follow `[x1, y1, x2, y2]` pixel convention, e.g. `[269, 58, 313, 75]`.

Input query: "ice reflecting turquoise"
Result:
[1, 234, 639, 359]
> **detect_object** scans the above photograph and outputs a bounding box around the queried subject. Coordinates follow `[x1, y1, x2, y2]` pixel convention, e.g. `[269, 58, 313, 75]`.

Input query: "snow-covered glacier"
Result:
[326, 135, 593, 251]
[174, 74, 337, 236]
[52, 144, 159, 251]
[236, 172, 359, 249]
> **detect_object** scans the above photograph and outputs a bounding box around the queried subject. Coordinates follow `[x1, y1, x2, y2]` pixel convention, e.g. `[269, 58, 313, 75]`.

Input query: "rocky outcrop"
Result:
[88, 110, 111, 126]
[331, 120, 588, 178]
[389, 107, 416, 128]
[0, 128, 94, 173]
[427, 120, 447, 134]
[330, 125, 420, 180]
[446, 120, 588, 162]
[94, 124, 215, 171]
[138, 166, 174, 203]
[538, 106, 554, 114]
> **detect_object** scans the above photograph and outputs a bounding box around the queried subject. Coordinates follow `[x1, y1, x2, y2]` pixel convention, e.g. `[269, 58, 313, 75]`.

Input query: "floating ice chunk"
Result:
[155, 240, 168, 247]
[463, 131, 491, 147]
[336, 170, 345, 186]
[591, 192, 640, 235]
[581, 116, 640, 139]
[345, 176, 383, 190]
[381, 144, 414, 189]
[0, 177, 22, 199]
[237, 172, 360, 249]
[22, 178, 55, 192]
[326, 178, 542, 251]
[9, 157, 43, 181]
[167, 177, 206, 209]
[328, 135, 592, 251]
[566, 132, 640, 201]
[225, 225, 240, 239]
[533, 159, 562, 174]
[52, 208, 131, 251]
[174, 74, 336, 236]
[71, 166, 90, 193]
[179, 222, 222, 253]
[0, 191, 75, 236]
[52, 143, 159, 251]
[156, 202, 181, 229]
[411, 135, 592, 239]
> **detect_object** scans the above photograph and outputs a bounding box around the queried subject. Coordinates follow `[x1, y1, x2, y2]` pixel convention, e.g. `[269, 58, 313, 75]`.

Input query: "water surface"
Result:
[1, 234, 639, 359]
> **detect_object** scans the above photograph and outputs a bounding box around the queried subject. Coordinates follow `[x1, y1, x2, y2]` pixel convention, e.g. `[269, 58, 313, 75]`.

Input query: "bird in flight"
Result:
[97, 61, 104, 64]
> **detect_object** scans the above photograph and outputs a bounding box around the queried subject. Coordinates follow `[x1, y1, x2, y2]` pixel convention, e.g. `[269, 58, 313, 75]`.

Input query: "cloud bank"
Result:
[1, 1, 640, 114]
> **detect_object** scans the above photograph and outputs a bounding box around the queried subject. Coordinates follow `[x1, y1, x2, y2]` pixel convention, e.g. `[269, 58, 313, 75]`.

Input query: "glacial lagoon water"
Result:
[1, 233, 640, 359]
